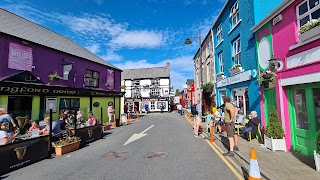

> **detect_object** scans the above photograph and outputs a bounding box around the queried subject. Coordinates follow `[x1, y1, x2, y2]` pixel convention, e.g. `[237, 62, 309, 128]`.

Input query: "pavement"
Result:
[184, 110, 320, 180]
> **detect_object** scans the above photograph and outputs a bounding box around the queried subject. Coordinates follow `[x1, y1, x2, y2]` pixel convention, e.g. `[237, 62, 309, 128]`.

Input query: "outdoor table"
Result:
[67, 124, 102, 146]
[0, 134, 50, 175]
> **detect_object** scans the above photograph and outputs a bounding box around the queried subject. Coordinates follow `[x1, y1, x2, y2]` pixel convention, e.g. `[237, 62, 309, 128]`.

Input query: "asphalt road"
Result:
[2, 112, 241, 180]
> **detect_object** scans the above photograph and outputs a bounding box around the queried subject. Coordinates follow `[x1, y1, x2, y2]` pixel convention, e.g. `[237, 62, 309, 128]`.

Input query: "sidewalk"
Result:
[215, 132, 320, 180]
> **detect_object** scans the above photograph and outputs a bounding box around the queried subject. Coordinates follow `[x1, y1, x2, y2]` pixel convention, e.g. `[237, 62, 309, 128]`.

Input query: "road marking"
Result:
[123, 125, 154, 146]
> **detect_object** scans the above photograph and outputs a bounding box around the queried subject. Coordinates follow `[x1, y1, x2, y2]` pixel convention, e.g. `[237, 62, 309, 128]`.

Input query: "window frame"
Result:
[230, 1, 240, 28]
[232, 37, 241, 65]
[296, 0, 320, 28]
[216, 24, 223, 43]
[218, 52, 224, 73]
[84, 69, 100, 88]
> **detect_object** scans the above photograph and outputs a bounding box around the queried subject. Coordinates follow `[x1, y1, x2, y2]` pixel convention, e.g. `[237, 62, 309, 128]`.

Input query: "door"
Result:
[8, 96, 33, 119]
[263, 88, 277, 125]
[289, 86, 319, 157]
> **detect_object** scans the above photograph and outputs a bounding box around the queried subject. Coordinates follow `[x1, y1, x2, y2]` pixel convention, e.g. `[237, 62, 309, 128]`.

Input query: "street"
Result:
[2, 112, 244, 180]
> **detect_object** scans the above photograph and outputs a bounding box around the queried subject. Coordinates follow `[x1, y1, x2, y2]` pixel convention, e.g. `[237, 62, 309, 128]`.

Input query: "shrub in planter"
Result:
[52, 136, 81, 156]
[201, 82, 213, 91]
[315, 131, 320, 172]
[265, 109, 286, 152]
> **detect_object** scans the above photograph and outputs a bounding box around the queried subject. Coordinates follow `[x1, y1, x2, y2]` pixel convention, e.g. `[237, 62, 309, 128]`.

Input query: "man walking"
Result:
[194, 100, 202, 138]
[222, 96, 239, 157]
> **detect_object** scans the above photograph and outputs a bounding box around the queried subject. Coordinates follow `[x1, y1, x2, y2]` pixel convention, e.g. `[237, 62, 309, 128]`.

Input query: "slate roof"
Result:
[186, 79, 194, 85]
[122, 66, 170, 80]
[0, 8, 120, 70]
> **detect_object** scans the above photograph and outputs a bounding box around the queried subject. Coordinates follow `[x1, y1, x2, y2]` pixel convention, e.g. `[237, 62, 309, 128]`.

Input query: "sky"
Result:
[0, 0, 225, 91]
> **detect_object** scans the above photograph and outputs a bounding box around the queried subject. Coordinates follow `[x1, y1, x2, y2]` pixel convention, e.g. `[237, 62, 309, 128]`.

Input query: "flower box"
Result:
[54, 141, 80, 156]
[314, 150, 320, 172]
[264, 134, 287, 152]
[103, 124, 111, 131]
[229, 66, 242, 76]
[216, 75, 225, 81]
[298, 25, 320, 42]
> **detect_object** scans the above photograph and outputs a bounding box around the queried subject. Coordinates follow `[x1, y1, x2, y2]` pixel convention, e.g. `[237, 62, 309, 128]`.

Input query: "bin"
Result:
[116, 118, 120, 127]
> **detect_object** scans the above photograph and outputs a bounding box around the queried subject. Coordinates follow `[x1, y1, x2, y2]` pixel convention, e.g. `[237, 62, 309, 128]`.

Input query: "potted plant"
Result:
[314, 131, 320, 172]
[216, 72, 225, 81]
[229, 64, 242, 75]
[298, 18, 320, 42]
[201, 82, 213, 93]
[49, 71, 62, 81]
[264, 109, 286, 152]
[52, 136, 81, 156]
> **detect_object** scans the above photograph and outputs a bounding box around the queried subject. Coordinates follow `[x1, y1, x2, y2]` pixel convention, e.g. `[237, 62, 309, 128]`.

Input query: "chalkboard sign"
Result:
[93, 102, 100, 107]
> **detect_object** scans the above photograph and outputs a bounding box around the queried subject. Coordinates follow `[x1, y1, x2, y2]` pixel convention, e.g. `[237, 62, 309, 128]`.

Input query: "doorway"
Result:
[7, 96, 33, 120]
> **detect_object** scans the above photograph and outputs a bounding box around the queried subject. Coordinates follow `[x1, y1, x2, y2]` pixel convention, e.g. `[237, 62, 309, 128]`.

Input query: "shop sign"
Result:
[216, 70, 253, 88]
[0, 86, 79, 95]
[8, 42, 33, 71]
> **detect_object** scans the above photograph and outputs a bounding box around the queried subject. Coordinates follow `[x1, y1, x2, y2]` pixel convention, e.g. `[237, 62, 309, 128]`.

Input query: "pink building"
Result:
[252, 0, 320, 156]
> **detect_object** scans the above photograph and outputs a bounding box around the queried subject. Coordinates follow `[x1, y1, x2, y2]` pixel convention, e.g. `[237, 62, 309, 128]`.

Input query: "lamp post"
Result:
[184, 30, 203, 114]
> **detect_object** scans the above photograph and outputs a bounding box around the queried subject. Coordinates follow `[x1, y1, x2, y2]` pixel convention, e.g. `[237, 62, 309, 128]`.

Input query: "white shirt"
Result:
[177, 104, 182, 110]
[0, 131, 11, 146]
[215, 111, 221, 121]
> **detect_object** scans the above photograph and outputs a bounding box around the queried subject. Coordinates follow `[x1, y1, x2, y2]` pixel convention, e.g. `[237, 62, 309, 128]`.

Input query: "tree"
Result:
[175, 89, 180, 96]
[265, 109, 284, 139]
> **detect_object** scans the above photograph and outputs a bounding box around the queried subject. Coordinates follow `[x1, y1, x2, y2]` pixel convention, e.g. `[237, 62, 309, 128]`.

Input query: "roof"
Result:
[212, 0, 231, 28]
[186, 79, 194, 85]
[0, 8, 120, 70]
[122, 66, 170, 80]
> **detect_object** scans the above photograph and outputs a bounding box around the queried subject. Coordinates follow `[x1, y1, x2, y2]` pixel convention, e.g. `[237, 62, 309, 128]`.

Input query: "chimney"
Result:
[166, 62, 170, 69]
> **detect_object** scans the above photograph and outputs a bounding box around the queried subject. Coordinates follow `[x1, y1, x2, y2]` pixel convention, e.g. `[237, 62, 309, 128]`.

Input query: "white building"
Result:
[122, 63, 171, 112]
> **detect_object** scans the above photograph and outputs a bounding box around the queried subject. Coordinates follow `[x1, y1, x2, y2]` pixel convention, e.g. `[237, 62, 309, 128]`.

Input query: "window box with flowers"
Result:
[258, 71, 276, 84]
[298, 18, 320, 42]
[229, 64, 242, 76]
[216, 72, 225, 81]
[49, 72, 62, 81]
[52, 136, 81, 156]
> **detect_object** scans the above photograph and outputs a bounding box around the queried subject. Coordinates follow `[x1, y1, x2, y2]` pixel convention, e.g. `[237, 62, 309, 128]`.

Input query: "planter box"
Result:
[216, 75, 225, 81]
[103, 124, 111, 131]
[229, 67, 242, 76]
[264, 135, 286, 152]
[54, 141, 80, 156]
[299, 25, 320, 42]
[315, 150, 320, 172]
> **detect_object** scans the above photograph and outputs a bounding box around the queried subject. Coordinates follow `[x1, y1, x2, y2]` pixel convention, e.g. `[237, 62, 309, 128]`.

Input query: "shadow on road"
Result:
[219, 135, 230, 151]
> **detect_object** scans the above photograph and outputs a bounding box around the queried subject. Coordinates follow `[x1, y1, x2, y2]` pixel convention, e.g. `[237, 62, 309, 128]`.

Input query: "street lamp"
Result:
[184, 30, 203, 115]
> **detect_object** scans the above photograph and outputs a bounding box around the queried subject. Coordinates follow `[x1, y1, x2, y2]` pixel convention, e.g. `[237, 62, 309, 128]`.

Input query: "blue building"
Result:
[213, 0, 260, 120]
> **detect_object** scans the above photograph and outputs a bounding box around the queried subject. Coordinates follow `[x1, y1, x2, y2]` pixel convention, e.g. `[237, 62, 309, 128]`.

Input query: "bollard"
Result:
[127, 113, 130, 125]
[113, 114, 117, 128]
[210, 125, 214, 142]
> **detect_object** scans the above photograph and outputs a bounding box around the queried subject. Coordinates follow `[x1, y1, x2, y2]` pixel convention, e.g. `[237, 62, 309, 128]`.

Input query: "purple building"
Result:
[0, 8, 123, 122]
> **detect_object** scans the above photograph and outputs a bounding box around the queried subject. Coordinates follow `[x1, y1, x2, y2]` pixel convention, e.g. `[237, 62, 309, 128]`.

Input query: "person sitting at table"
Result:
[40, 117, 61, 141]
[87, 112, 97, 126]
[29, 120, 41, 132]
[240, 111, 261, 140]
[0, 108, 18, 129]
[0, 121, 18, 145]
[57, 115, 67, 131]
[77, 111, 84, 123]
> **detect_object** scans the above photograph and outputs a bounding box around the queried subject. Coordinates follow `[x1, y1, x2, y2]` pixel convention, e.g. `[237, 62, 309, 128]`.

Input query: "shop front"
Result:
[216, 70, 260, 119]
[125, 97, 169, 113]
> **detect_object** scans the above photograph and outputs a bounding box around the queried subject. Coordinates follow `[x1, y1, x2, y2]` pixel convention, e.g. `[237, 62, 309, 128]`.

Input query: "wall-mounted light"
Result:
[268, 57, 284, 71]
[22, 40, 29, 45]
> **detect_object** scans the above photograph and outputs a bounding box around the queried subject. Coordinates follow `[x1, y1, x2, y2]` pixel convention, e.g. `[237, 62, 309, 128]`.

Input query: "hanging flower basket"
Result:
[49, 72, 62, 81]
[262, 72, 274, 79]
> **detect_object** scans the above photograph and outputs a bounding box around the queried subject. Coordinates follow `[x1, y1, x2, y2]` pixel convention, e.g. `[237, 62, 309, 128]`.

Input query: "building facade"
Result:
[122, 64, 171, 112]
[213, 0, 260, 121]
[0, 9, 123, 123]
[252, 0, 320, 156]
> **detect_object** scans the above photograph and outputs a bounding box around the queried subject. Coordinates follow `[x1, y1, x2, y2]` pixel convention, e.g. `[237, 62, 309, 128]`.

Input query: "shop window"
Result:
[85, 69, 99, 87]
[296, 0, 320, 28]
[294, 89, 309, 130]
[150, 102, 155, 110]
[231, 88, 248, 116]
[59, 98, 80, 114]
[313, 88, 320, 131]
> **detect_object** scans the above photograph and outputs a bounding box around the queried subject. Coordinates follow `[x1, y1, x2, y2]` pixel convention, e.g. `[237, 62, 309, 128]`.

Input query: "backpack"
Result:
[191, 105, 197, 115]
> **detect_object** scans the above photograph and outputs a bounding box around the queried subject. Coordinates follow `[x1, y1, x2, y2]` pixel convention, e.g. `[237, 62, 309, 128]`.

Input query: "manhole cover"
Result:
[102, 150, 128, 159]
[145, 152, 168, 160]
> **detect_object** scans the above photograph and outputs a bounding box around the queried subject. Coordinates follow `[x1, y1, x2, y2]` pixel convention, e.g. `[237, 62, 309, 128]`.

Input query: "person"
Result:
[76, 111, 84, 123]
[29, 120, 40, 132]
[0, 121, 18, 145]
[87, 112, 97, 126]
[124, 103, 128, 114]
[177, 103, 183, 115]
[0, 108, 17, 129]
[205, 111, 213, 133]
[144, 103, 149, 114]
[57, 115, 67, 131]
[160, 104, 164, 113]
[40, 117, 61, 141]
[108, 102, 115, 125]
[222, 96, 239, 157]
[194, 100, 202, 138]
[240, 111, 261, 140]
[214, 107, 223, 134]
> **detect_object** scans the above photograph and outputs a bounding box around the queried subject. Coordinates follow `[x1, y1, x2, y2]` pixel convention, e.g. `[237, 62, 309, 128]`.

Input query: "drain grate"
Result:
[145, 152, 168, 160]
[102, 150, 128, 159]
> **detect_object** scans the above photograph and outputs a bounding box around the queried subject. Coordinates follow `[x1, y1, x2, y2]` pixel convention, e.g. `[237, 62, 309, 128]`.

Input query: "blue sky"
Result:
[1, 0, 225, 90]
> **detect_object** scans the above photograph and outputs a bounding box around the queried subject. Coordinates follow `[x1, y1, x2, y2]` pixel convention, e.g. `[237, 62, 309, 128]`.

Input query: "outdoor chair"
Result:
[236, 118, 249, 135]
[248, 123, 263, 143]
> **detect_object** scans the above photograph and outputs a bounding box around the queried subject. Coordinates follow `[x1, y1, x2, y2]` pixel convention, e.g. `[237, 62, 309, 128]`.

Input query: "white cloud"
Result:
[100, 49, 123, 62]
[85, 44, 100, 54]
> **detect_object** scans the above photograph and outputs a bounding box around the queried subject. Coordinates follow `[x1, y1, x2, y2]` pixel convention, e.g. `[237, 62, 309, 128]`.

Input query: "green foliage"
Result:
[316, 131, 320, 152]
[52, 136, 80, 147]
[230, 64, 242, 70]
[265, 109, 284, 139]
[299, 18, 320, 34]
[201, 82, 213, 90]
[216, 72, 224, 77]
[49, 72, 62, 81]
[175, 89, 180, 96]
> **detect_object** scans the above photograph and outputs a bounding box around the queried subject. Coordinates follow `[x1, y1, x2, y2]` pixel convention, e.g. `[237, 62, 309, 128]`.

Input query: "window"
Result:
[297, 0, 320, 27]
[85, 69, 99, 87]
[150, 102, 155, 110]
[132, 88, 141, 98]
[218, 52, 224, 73]
[133, 80, 140, 87]
[216, 24, 223, 43]
[232, 37, 241, 65]
[151, 79, 159, 86]
[150, 88, 160, 97]
[59, 98, 80, 114]
[207, 62, 211, 82]
[294, 89, 309, 130]
[230, 1, 240, 27]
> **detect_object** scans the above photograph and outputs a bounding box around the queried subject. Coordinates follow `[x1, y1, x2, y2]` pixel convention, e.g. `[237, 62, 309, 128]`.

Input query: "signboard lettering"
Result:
[8, 42, 33, 71]
[216, 70, 253, 88]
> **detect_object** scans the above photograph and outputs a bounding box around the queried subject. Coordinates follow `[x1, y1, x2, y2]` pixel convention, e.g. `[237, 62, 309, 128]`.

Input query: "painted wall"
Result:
[31, 96, 40, 120]
[0, 33, 121, 91]
[253, 0, 284, 24]
[92, 97, 114, 123]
